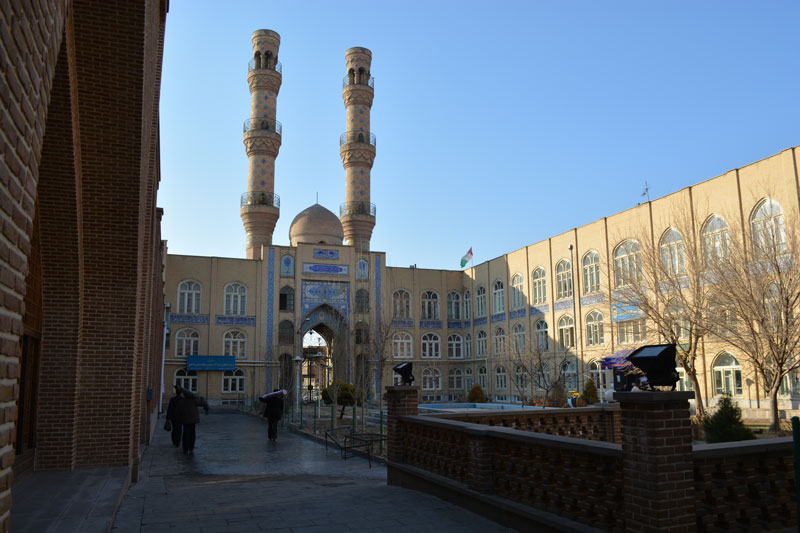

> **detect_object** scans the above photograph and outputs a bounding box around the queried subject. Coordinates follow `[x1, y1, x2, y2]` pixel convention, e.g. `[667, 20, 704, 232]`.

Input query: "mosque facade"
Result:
[164, 29, 800, 416]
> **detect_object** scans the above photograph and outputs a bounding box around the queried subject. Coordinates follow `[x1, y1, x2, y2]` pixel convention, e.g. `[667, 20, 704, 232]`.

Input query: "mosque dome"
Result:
[289, 203, 344, 246]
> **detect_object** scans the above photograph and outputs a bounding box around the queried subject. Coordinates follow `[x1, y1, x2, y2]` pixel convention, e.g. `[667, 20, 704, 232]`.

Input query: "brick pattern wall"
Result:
[432, 405, 622, 443]
[694, 441, 796, 531]
[402, 420, 469, 483]
[384, 386, 418, 463]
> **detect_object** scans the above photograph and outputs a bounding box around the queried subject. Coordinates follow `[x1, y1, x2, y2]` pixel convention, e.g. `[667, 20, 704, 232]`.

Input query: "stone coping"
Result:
[399, 414, 622, 457]
[428, 405, 619, 419]
[614, 390, 695, 402]
[693, 436, 793, 459]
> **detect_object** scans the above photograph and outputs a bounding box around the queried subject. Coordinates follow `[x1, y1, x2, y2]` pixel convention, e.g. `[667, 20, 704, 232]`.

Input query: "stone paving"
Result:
[111, 408, 513, 532]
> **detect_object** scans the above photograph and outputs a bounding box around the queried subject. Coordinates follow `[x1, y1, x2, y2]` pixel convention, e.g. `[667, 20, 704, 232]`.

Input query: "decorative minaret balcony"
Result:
[342, 74, 374, 108]
[248, 59, 282, 73]
[241, 191, 280, 208]
[339, 131, 376, 169]
[340, 201, 375, 218]
[243, 117, 282, 159]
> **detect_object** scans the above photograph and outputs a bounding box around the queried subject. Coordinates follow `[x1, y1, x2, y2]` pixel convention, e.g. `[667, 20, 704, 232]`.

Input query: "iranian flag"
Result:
[460, 247, 473, 267]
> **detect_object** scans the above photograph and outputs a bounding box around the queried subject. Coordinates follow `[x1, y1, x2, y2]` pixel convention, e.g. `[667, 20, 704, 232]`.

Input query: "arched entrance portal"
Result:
[300, 305, 350, 389]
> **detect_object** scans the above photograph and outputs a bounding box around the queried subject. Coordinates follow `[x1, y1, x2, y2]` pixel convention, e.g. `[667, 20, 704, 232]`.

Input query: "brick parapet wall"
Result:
[384, 386, 418, 463]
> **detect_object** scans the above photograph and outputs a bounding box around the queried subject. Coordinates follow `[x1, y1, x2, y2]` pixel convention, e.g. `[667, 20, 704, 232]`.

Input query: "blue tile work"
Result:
[392, 319, 413, 328]
[611, 302, 643, 322]
[580, 293, 606, 307]
[215, 316, 256, 326]
[356, 259, 369, 280]
[474, 316, 487, 326]
[170, 314, 209, 324]
[509, 309, 526, 320]
[491, 313, 506, 323]
[463, 320, 471, 328]
[302, 263, 349, 275]
[280, 255, 294, 276]
[266, 248, 274, 388]
[530, 304, 549, 316]
[301, 280, 350, 320]
[374, 255, 381, 393]
[313, 249, 339, 260]
[420, 320, 442, 329]
[448, 320, 462, 329]
[554, 299, 574, 311]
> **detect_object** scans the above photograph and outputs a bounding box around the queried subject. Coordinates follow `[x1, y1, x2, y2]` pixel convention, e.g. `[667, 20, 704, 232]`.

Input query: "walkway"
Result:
[111, 408, 513, 532]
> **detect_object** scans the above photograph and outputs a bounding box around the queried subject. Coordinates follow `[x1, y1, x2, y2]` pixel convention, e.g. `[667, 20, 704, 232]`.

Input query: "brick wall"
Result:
[1, 0, 167, 526]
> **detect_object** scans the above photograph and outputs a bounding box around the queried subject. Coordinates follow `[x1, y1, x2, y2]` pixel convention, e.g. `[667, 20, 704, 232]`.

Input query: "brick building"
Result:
[1, 0, 167, 528]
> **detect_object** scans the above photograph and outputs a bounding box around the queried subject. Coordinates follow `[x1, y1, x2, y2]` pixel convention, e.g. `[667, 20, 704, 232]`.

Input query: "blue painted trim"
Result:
[447, 320, 462, 329]
[170, 314, 209, 324]
[419, 320, 442, 329]
[554, 299, 573, 311]
[509, 309, 526, 320]
[392, 319, 413, 328]
[580, 293, 606, 306]
[215, 316, 256, 326]
[491, 313, 506, 323]
[473, 317, 487, 326]
[530, 304, 549, 316]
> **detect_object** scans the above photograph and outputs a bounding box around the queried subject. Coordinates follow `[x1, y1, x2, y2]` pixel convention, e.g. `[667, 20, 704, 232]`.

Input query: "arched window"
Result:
[535, 320, 549, 352]
[585, 310, 604, 346]
[448, 368, 463, 390]
[562, 360, 578, 391]
[279, 286, 294, 311]
[447, 292, 462, 320]
[357, 67, 366, 84]
[558, 315, 574, 349]
[392, 332, 412, 358]
[511, 274, 524, 310]
[465, 367, 474, 389]
[588, 360, 612, 392]
[464, 333, 473, 359]
[422, 368, 441, 390]
[355, 289, 370, 313]
[532, 268, 547, 304]
[421, 291, 440, 320]
[393, 290, 411, 319]
[421, 333, 440, 358]
[278, 320, 294, 345]
[447, 334, 463, 358]
[492, 280, 505, 314]
[264, 51, 273, 69]
[513, 323, 525, 354]
[494, 326, 506, 354]
[223, 330, 246, 358]
[478, 366, 487, 389]
[515, 365, 528, 390]
[556, 260, 573, 299]
[476, 330, 487, 357]
[355, 323, 369, 345]
[613, 240, 642, 287]
[254, 51, 262, 69]
[176, 329, 199, 357]
[495, 366, 508, 390]
[713, 352, 742, 396]
[224, 283, 247, 316]
[751, 198, 786, 255]
[667, 300, 689, 340]
[582, 252, 600, 294]
[701, 215, 730, 266]
[660, 229, 685, 275]
[475, 286, 486, 317]
[463, 290, 471, 320]
[348, 68, 355, 85]
[222, 369, 245, 393]
[178, 280, 201, 314]
[175, 368, 198, 393]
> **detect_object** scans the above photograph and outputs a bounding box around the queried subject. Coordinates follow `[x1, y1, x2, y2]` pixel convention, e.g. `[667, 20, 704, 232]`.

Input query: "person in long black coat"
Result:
[176, 387, 209, 455]
[165, 386, 183, 447]
[263, 390, 284, 442]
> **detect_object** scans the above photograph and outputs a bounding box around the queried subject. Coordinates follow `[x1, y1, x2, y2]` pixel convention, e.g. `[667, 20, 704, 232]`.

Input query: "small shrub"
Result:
[467, 383, 487, 403]
[703, 395, 756, 443]
[550, 380, 567, 407]
[582, 379, 599, 405]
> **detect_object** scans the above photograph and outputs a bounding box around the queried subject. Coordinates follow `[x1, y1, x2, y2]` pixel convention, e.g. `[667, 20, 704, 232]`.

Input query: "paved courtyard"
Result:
[111, 408, 513, 532]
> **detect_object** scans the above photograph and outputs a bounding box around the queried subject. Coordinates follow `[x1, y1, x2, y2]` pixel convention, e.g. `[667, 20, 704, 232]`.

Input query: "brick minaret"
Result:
[340, 47, 376, 252]
[241, 29, 282, 259]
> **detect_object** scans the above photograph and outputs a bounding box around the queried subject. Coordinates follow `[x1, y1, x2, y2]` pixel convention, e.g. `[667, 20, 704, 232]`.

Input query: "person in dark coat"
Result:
[176, 387, 209, 455]
[165, 385, 183, 447]
[263, 389, 284, 442]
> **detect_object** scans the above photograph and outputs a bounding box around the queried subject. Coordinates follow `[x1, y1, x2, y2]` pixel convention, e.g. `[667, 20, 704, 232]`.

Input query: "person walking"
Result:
[176, 387, 209, 455]
[263, 389, 284, 442]
[165, 385, 183, 448]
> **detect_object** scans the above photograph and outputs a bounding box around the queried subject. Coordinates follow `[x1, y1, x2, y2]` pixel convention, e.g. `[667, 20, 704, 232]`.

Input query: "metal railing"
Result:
[248, 59, 282, 74]
[339, 131, 376, 147]
[243, 118, 282, 135]
[241, 191, 280, 208]
[340, 201, 376, 217]
[342, 75, 375, 89]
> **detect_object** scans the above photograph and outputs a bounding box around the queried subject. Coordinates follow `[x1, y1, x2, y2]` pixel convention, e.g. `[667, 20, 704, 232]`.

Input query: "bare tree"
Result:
[705, 205, 800, 431]
[614, 204, 710, 416]
[514, 327, 572, 408]
[352, 319, 396, 433]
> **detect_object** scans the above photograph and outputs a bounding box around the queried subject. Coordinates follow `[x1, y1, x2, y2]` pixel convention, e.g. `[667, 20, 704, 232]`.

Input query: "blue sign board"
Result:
[187, 356, 236, 371]
[302, 263, 349, 275]
[313, 249, 339, 260]
[611, 302, 643, 322]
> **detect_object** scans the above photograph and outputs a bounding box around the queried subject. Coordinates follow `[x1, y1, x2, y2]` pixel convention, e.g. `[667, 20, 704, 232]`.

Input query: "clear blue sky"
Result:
[159, 1, 800, 270]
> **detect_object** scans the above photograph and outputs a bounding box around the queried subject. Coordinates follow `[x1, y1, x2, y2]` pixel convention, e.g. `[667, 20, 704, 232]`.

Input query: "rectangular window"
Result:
[617, 319, 645, 345]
